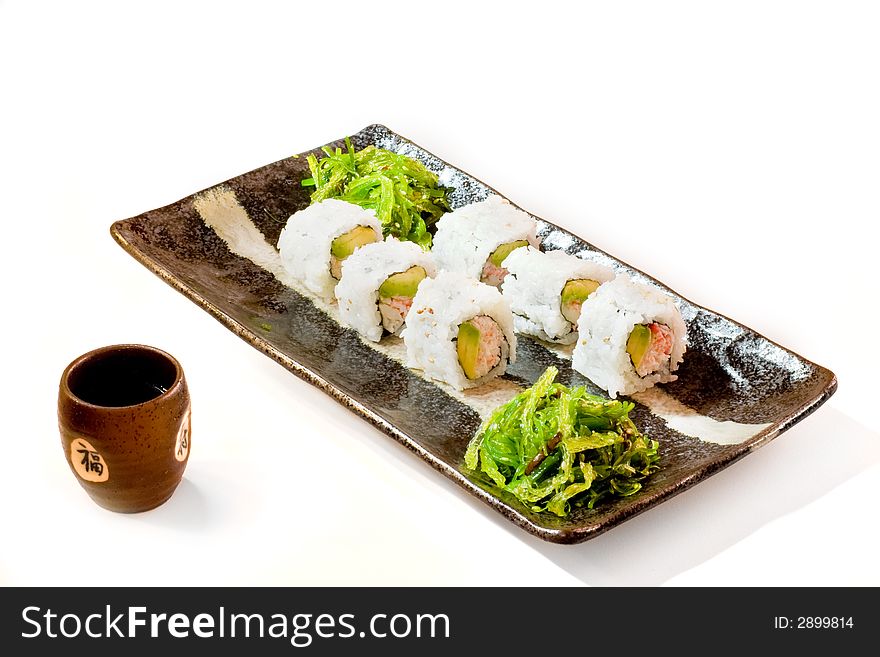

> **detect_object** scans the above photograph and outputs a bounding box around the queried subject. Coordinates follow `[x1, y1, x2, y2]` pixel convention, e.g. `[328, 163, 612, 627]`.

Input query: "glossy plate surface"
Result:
[111, 124, 836, 543]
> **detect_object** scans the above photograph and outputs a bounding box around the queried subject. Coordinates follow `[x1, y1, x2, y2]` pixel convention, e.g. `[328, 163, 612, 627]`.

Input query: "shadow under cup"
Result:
[58, 344, 191, 513]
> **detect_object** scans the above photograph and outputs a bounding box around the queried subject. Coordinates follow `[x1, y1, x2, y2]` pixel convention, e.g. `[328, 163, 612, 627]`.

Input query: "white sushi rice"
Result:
[335, 238, 437, 342]
[276, 199, 382, 300]
[572, 275, 687, 397]
[501, 247, 615, 344]
[431, 195, 540, 279]
[402, 271, 517, 390]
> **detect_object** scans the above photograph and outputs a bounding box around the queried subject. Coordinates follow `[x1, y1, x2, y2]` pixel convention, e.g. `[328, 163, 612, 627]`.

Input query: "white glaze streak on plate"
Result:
[194, 187, 298, 288]
[193, 186, 520, 420]
[193, 185, 767, 444]
[631, 389, 772, 445]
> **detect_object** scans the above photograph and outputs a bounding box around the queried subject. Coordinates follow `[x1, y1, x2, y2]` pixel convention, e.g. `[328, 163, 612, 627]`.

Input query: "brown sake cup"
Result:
[58, 344, 191, 513]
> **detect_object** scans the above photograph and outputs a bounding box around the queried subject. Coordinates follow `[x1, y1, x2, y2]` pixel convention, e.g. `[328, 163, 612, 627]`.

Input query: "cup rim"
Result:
[60, 344, 184, 411]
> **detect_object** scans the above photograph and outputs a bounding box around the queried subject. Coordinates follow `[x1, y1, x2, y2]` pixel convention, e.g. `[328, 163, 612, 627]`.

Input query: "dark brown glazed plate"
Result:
[111, 124, 836, 544]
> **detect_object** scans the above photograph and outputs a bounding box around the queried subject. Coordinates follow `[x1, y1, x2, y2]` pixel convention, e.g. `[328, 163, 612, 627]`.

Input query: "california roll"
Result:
[402, 271, 517, 390]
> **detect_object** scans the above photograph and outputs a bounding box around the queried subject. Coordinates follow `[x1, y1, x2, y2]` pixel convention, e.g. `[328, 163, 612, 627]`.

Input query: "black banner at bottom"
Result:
[0, 587, 870, 654]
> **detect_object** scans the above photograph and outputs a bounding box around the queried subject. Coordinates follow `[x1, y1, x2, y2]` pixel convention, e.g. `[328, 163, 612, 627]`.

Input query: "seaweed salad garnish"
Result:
[464, 366, 660, 516]
[301, 138, 451, 249]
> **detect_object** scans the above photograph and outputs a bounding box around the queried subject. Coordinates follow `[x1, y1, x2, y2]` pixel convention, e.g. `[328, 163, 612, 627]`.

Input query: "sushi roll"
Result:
[402, 271, 516, 390]
[335, 238, 437, 342]
[277, 199, 383, 299]
[572, 275, 687, 397]
[431, 195, 539, 287]
[501, 247, 615, 344]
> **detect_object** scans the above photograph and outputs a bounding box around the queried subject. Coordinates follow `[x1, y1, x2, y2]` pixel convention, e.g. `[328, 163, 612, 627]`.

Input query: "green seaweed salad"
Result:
[464, 367, 660, 516]
[301, 138, 451, 248]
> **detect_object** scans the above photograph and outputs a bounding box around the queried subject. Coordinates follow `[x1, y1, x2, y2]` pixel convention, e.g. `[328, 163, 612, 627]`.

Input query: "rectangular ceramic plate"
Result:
[111, 124, 836, 544]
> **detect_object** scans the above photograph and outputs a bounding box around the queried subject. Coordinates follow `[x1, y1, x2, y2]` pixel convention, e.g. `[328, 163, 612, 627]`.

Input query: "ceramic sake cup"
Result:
[58, 344, 191, 513]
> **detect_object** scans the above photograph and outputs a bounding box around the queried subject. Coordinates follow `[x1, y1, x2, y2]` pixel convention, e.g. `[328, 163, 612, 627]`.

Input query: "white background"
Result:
[1, 1, 878, 586]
